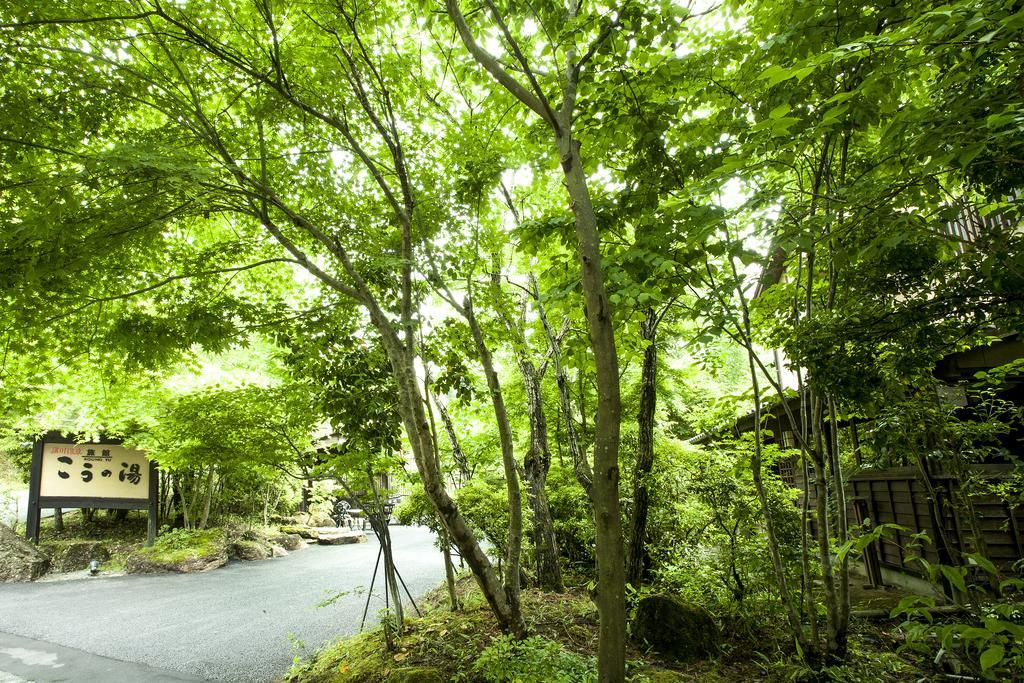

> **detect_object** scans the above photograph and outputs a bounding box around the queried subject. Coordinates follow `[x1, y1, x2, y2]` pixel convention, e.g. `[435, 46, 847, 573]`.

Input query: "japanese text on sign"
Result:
[39, 443, 150, 500]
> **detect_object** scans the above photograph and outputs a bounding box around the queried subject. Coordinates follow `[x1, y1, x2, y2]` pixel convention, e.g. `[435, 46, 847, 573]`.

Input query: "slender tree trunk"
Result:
[53, 507, 64, 533]
[520, 359, 563, 591]
[376, 320, 525, 637]
[626, 307, 658, 586]
[827, 399, 850, 656]
[422, 364, 463, 612]
[534, 279, 593, 497]
[557, 131, 625, 682]
[199, 467, 214, 530]
[809, 396, 841, 660]
[797, 370, 820, 647]
[494, 280, 562, 592]
[743, 326, 813, 661]
[299, 478, 311, 514]
[731, 255, 815, 661]
[462, 297, 524, 630]
[263, 483, 271, 527]
[178, 480, 191, 530]
[439, 516, 461, 611]
[435, 399, 471, 483]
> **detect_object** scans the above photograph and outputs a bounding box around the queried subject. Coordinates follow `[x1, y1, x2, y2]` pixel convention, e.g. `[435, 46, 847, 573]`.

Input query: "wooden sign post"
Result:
[26, 432, 158, 545]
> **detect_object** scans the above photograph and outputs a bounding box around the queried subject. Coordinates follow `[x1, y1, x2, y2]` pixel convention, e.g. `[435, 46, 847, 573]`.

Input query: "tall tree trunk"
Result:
[299, 478, 311, 514]
[53, 507, 64, 533]
[492, 272, 563, 594]
[732, 255, 816, 661]
[809, 395, 842, 660]
[743, 339, 813, 661]
[827, 399, 850, 655]
[178, 479, 191, 530]
[626, 307, 658, 586]
[557, 131, 625, 682]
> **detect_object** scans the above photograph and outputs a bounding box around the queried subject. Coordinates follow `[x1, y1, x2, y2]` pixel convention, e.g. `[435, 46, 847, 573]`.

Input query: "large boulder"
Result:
[126, 529, 228, 574]
[44, 540, 111, 573]
[307, 513, 336, 528]
[229, 539, 271, 561]
[630, 594, 718, 662]
[386, 667, 445, 683]
[316, 530, 367, 546]
[270, 533, 305, 551]
[0, 523, 50, 582]
[280, 524, 320, 540]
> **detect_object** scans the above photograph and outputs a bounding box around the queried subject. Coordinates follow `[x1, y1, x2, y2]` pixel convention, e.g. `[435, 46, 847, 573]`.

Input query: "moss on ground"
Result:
[286, 577, 756, 683]
[131, 528, 226, 564]
[38, 509, 148, 573]
[287, 573, 933, 683]
[34, 511, 303, 576]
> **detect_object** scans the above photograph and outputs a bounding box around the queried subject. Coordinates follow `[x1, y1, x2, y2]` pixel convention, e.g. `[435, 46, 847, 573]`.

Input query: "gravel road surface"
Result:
[0, 525, 443, 681]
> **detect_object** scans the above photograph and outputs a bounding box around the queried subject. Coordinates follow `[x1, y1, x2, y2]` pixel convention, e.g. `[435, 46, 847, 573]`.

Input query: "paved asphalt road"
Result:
[0, 525, 444, 682]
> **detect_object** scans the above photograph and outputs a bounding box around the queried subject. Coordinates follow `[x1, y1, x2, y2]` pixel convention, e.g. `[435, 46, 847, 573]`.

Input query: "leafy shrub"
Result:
[469, 635, 596, 683]
[545, 463, 594, 566]
[393, 485, 439, 530]
[645, 437, 802, 636]
[455, 476, 513, 559]
[894, 557, 1024, 681]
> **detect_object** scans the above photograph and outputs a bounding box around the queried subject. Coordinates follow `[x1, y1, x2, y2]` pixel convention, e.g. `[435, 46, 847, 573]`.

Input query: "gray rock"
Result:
[0, 523, 50, 582]
[270, 545, 288, 558]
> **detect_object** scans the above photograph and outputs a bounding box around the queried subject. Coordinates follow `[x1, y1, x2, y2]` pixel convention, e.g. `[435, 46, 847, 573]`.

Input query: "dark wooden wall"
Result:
[797, 464, 1024, 576]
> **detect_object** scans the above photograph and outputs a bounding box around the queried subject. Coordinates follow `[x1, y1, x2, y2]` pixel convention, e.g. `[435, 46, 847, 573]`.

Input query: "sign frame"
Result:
[26, 432, 158, 545]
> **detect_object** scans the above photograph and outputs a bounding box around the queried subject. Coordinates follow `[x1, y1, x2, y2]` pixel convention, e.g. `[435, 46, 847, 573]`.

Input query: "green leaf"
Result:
[980, 644, 1004, 671]
[964, 552, 997, 576]
[940, 565, 967, 594]
[758, 65, 792, 87]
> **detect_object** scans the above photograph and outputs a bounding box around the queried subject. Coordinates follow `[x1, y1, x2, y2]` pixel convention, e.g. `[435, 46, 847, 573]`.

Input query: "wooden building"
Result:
[697, 334, 1024, 589]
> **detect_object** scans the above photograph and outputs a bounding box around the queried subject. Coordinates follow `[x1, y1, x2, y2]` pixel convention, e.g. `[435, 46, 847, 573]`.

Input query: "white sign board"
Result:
[39, 442, 150, 500]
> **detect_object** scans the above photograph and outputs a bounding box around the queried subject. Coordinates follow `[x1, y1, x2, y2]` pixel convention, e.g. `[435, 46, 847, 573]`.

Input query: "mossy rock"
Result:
[385, 666, 445, 683]
[631, 594, 718, 662]
[271, 533, 305, 551]
[230, 539, 271, 561]
[126, 529, 228, 574]
[641, 669, 688, 682]
[44, 540, 111, 573]
[280, 524, 319, 539]
[0, 523, 50, 582]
